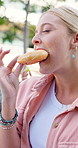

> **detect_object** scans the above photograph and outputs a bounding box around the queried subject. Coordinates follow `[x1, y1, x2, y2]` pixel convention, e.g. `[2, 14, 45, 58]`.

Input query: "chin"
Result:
[39, 67, 50, 75]
[39, 61, 53, 74]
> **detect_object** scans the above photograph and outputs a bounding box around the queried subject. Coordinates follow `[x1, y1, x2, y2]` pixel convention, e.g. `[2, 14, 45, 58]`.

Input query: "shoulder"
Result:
[16, 74, 54, 128]
[19, 75, 42, 89]
[16, 74, 54, 107]
[16, 76, 43, 107]
[16, 76, 43, 122]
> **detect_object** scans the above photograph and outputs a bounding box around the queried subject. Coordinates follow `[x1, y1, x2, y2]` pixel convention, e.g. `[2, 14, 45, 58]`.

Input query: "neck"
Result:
[54, 69, 78, 105]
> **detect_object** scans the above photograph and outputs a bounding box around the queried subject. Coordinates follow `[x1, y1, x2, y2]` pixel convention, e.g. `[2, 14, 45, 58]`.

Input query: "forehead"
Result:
[37, 12, 66, 29]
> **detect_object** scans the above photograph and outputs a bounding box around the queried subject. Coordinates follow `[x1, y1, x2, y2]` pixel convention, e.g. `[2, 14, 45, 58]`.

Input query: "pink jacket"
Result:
[16, 74, 78, 148]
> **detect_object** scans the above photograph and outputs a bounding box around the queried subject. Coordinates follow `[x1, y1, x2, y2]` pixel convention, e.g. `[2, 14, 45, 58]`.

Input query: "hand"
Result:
[21, 70, 28, 80]
[0, 48, 10, 66]
[0, 49, 23, 109]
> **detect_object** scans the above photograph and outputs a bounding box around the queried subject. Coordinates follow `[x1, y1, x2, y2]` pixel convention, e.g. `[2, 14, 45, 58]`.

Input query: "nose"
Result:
[32, 35, 41, 45]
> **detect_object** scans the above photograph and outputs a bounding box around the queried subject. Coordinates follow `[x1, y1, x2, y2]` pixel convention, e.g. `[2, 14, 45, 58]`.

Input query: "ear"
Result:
[73, 33, 78, 43]
[70, 33, 78, 49]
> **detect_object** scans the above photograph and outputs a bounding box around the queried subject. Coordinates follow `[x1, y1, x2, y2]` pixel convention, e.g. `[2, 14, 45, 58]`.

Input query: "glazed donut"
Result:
[17, 50, 48, 65]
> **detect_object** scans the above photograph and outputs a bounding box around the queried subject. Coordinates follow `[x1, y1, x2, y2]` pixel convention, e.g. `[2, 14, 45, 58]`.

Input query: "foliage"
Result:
[2, 28, 16, 43]
[42, 5, 53, 12]
[29, 5, 38, 13]
[0, 0, 4, 6]
[29, 24, 36, 39]
[0, 0, 71, 48]
[0, 17, 9, 25]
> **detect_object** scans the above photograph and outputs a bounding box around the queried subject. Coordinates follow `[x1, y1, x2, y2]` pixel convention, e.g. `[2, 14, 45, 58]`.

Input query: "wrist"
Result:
[2, 101, 16, 119]
[1, 107, 16, 120]
[0, 109, 18, 126]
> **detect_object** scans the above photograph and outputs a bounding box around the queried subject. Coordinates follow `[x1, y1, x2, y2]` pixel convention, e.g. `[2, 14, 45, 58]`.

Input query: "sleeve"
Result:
[16, 76, 41, 135]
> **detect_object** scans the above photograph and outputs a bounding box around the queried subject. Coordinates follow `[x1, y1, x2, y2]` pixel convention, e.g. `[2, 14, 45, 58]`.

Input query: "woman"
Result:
[0, 5, 78, 148]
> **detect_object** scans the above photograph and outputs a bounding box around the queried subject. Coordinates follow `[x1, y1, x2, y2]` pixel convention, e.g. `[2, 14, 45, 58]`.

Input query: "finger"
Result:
[7, 56, 19, 71]
[0, 61, 4, 66]
[0, 49, 10, 59]
[14, 64, 24, 77]
[0, 48, 2, 54]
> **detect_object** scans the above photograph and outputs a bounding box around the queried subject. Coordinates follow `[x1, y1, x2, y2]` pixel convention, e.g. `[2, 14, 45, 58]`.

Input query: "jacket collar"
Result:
[31, 73, 78, 110]
[68, 98, 78, 111]
[32, 74, 54, 92]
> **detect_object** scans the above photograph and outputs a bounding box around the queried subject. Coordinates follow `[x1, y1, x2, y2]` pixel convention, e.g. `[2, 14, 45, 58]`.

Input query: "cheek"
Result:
[43, 33, 70, 59]
[48, 41, 67, 66]
[45, 35, 63, 50]
[48, 37, 68, 54]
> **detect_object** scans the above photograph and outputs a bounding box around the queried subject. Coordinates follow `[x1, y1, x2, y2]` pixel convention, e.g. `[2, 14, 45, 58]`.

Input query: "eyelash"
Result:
[42, 30, 50, 32]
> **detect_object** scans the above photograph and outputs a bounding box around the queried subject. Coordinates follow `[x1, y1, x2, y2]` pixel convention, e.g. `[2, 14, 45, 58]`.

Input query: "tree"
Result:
[0, 0, 3, 6]
[0, 0, 36, 53]
[0, 0, 72, 53]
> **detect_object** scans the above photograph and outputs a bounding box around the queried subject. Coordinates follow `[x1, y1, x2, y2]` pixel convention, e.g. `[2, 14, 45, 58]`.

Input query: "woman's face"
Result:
[32, 12, 73, 74]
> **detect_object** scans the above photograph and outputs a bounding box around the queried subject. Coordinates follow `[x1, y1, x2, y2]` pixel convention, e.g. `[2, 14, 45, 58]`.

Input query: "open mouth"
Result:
[39, 55, 49, 63]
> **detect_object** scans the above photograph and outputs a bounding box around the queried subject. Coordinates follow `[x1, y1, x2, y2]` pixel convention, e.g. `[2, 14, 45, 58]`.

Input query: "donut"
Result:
[17, 50, 48, 65]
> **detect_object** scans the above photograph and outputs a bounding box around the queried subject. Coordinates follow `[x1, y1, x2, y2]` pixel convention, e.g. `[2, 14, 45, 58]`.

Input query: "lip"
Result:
[35, 48, 49, 63]
[35, 48, 47, 52]
[40, 55, 48, 63]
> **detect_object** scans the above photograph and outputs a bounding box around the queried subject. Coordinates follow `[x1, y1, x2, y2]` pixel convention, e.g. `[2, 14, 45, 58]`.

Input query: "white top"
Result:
[29, 80, 70, 148]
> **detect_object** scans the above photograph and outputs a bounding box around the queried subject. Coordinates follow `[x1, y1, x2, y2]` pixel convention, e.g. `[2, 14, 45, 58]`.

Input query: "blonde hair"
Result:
[47, 5, 78, 34]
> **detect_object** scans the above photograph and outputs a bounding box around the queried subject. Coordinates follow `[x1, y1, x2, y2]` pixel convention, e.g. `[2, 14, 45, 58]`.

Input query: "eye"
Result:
[42, 30, 50, 33]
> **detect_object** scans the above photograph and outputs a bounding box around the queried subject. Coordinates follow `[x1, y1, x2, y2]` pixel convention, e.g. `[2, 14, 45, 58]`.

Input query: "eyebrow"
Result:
[35, 23, 55, 33]
[42, 23, 54, 26]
